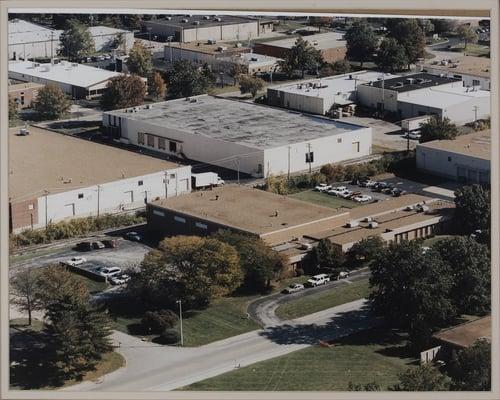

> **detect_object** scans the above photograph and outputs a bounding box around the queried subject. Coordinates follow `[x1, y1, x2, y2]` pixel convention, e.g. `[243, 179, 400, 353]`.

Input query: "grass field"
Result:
[451, 43, 490, 56]
[182, 328, 418, 391]
[276, 278, 372, 320]
[290, 190, 360, 209]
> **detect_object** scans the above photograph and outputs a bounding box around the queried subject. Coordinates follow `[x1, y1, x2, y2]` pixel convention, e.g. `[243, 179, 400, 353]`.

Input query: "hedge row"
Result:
[11, 213, 145, 248]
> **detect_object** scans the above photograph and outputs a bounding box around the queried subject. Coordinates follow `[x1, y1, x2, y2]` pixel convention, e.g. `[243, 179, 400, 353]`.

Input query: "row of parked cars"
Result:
[61, 256, 130, 285]
[282, 272, 350, 294]
[79, 54, 113, 63]
[315, 184, 373, 203]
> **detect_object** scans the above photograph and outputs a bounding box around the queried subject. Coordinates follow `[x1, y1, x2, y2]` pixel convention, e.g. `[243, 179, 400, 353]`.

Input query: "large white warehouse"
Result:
[9, 126, 191, 232]
[102, 96, 372, 178]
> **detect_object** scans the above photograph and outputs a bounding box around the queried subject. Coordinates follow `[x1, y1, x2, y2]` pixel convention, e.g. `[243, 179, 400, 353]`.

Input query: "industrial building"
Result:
[217, 53, 281, 75]
[8, 60, 123, 99]
[163, 40, 251, 65]
[8, 79, 44, 109]
[146, 186, 454, 271]
[143, 15, 260, 43]
[267, 71, 398, 116]
[253, 32, 347, 63]
[422, 55, 491, 90]
[8, 19, 135, 60]
[357, 73, 491, 124]
[9, 126, 191, 232]
[101, 95, 372, 178]
[416, 130, 490, 184]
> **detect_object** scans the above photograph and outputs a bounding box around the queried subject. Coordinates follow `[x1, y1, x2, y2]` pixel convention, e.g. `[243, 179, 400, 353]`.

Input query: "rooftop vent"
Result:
[346, 220, 359, 228]
[204, 15, 211, 20]
[393, 82, 404, 88]
[165, 16, 172, 20]
[363, 216, 372, 222]
[207, 39, 216, 44]
[217, 46, 227, 52]
[235, 42, 242, 47]
[214, 17, 222, 22]
[250, 57, 258, 61]
[146, 104, 153, 109]
[71, 63, 78, 67]
[405, 78, 414, 84]
[368, 221, 379, 229]
[181, 18, 189, 23]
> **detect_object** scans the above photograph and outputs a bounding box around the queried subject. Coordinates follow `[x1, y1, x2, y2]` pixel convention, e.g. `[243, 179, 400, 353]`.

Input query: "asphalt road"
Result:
[64, 298, 379, 392]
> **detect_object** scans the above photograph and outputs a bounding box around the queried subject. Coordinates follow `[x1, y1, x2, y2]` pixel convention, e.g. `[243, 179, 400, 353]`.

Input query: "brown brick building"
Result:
[8, 80, 44, 109]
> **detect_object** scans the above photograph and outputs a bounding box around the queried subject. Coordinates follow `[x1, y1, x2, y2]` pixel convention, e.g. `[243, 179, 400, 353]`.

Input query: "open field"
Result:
[276, 278, 372, 320]
[451, 43, 490, 57]
[183, 328, 418, 391]
[289, 190, 360, 209]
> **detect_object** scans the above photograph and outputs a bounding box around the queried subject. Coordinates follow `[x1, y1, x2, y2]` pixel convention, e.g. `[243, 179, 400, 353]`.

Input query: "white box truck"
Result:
[401, 115, 433, 132]
[191, 172, 225, 189]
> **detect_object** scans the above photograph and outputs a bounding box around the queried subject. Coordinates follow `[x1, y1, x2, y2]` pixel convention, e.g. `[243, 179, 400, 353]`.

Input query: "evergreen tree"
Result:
[344, 20, 378, 67]
[58, 19, 95, 61]
[126, 41, 153, 77]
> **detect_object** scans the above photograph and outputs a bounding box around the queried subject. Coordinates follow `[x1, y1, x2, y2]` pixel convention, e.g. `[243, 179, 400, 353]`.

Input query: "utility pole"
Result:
[97, 185, 101, 217]
[164, 171, 169, 198]
[176, 300, 184, 346]
[287, 146, 291, 179]
[236, 158, 240, 185]
[50, 31, 54, 61]
[167, 36, 173, 62]
[381, 74, 385, 113]
[44, 190, 49, 228]
[307, 143, 312, 173]
[473, 105, 479, 122]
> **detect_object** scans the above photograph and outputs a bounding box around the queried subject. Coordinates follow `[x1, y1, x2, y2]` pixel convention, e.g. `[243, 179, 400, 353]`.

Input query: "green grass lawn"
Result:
[290, 190, 360, 209]
[451, 43, 490, 57]
[276, 278, 372, 320]
[182, 328, 418, 391]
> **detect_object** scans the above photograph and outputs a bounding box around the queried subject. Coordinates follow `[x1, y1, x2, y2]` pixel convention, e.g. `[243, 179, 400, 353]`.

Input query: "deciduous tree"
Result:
[448, 339, 491, 391]
[376, 37, 408, 72]
[9, 96, 19, 121]
[457, 24, 478, 49]
[33, 84, 72, 120]
[391, 365, 451, 391]
[148, 71, 166, 100]
[454, 185, 490, 235]
[278, 37, 323, 78]
[419, 116, 458, 143]
[168, 60, 215, 98]
[345, 20, 378, 67]
[58, 19, 95, 61]
[100, 75, 146, 111]
[387, 19, 426, 69]
[10, 268, 43, 325]
[237, 74, 266, 98]
[313, 239, 345, 274]
[126, 41, 153, 77]
[347, 236, 385, 266]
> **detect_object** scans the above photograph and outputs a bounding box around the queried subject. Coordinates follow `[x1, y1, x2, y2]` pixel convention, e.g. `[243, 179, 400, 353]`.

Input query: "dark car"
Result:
[102, 239, 119, 248]
[125, 231, 142, 242]
[91, 241, 105, 250]
[373, 182, 390, 192]
[75, 241, 93, 251]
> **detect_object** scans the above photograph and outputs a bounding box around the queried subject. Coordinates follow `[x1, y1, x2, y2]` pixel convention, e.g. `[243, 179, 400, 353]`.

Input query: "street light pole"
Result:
[176, 300, 184, 346]
[167, 36, 173, 63]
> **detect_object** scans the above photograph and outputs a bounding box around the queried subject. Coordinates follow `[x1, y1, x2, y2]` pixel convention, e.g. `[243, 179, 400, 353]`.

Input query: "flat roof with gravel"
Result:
[9, 126, 181, 202]
[417, 130, 490, 160]
[148, 15, 256, 29]
[259, 32, 346, 50]
[106, 95, 366, 149]
[424, 55, 491, 78]
[433, 315, 491, 348]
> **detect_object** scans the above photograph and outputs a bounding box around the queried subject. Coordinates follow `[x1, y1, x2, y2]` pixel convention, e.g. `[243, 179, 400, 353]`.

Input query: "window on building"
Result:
[153, 210, 165, 217]
[147, 134, 155, 147]
[138, 132, 145, 145]
[305, 152, 314, 163]
[28, 204, 34, 210]
[169, 173, 176, 179]
[138, 180, 143, 186]
[169, 141, 177, 152]
[448, 156, 452, 162]
[337, 138, 342, 143]
[158, 138, 166, 150]
[78, 193, 84, 199]
[472, 79, 480, 87]
[195, 222, 208, 229]
[174, 216, 186, 223]
[20, 95, 25, 105]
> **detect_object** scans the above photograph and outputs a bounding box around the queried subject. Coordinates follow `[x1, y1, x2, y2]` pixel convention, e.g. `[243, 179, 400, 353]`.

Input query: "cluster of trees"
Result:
[418, 117, 458, 143]
[279, 37, 323, 78]
[10, 266, 112, 381]
[237, 74, 266, 98]
[129, 233, 287, 311]
[166, 60, 216, 98]
[33, 84, 72, 120]
[369, 236, 490, 350]
[454, 184, 490, 243]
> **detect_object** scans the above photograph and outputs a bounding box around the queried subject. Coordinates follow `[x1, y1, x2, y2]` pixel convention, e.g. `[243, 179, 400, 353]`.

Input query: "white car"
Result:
[332, 186, 347, 192]
[327, 188, 341, 196]
[339, 190, 353, 199]
[406, 131, 422, 140]
[306, 274, 330, 287]
[98, 266, 122, 277]
[315, 183, 331, 192]
[63, 257, 87, 267]
[337, 271, 350, 280]
[353, 195, 372, 203]
[282, 283, 305, 294]
[109, 273, 130, 285]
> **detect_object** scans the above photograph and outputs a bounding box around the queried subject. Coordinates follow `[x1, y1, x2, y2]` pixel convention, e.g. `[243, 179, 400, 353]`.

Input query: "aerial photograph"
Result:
[6, 8, 492, 393]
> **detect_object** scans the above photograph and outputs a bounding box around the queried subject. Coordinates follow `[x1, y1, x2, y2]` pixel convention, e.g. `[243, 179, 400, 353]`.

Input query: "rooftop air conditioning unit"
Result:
[33, 62, 40, 67]
[181, 18, 189, 23]
[299, 243, 313, 250]
[416, 204, 430, 213]
[406, 78, 414, 84]
[204, 15, 211, 20]
[235, 42, 242, 47]
[250, 57, 258, 61]
[146, 104, 153, 109]
[207, 39, 216, 44]
[165, 16, 172, 20]
[346, 220, 359, 228]
[71, 63, 78, 67]
[368, 221, 379, 229]
[363, 216, 372, 222]
[217, 46, 227, 52]
[404, 205, 414, 211]
[214, 17, 222, 22]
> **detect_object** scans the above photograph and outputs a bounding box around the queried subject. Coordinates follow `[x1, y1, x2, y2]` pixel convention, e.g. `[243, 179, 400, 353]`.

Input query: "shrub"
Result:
[157, 328, 180, 345]
[142, 309, 178, 334]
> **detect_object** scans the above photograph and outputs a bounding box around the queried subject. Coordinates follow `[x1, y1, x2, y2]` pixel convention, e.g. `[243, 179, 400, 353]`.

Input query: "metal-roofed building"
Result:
[102, 95, 372, 178]
[416, 130, 490, 184]
[8, 60, 125, 99]
[9, 126, 191, 232]
[87, 25, 135, 53]
[143, 15, 260, 42]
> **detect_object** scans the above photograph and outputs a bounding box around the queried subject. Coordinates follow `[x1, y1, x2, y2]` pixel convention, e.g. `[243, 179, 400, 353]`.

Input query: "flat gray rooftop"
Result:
[107, 96, 364, 149]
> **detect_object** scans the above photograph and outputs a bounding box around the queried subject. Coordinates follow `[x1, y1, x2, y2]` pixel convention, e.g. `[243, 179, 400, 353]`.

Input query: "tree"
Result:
[148, 72, 166, 100]
[33, 84, 72, 120]
[369, 241, 456, 348]
[10, 269, 42, 325]
[348, 381, 381, 391]
[457, 24, 478, 49]
[391, 365, 451, 391]
[448, 339, 491, 391]
[58, 19, 95, 61]
[9, 96, 19, 121]
[142, 309, 178, 334]
[112, 32, 126, 53]
[431, 19, 457, 35]
[419, 19, 435, 35]
[432, 237, 490, 315]
[388, 19, 426, 69]
[313, 239, 345, 274]
[131, 236, 243, 309]
[237, 74, 265, 98]
[168, 60, 215, 98]
[344, 20, 378, 67]
[347, 236, 385, 266]
[376, 37, 408, 72]
[278, 37, 323, 78]
[320, 59, 351, 77]
[213, 231, 288, 293]
[419, 116, 458, 143]
[454, 185, 490, 235]
[126, 41, 153, 77]
[100, 75, 146, 111]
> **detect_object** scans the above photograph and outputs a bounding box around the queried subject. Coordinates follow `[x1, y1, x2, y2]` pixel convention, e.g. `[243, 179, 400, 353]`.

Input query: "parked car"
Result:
[339, 190, 353, 199]
[75, 241, 93, 251]
[102, 239, 119, 248]
[327, 188, 341, 196]
[353, 195, 372, 203]
[381, 187, 394, 195]
[125, 231, 142, 241]
[305, 274, 330, 287]
[406, 131, 422, 140]
[391, 188, 406, 197]
[63, 257, 87, 267]
[373, 182, 390, 192]
[98, 266, 122, 277]
[333, 186, 347, 192]
[282, 283, 305, 294]
[315, 183, 331, 192]
[92, 241, 105, 249]
[109, 273, 130, 285]
[332, 271, 350, 280]
[364, 180, 378, 188]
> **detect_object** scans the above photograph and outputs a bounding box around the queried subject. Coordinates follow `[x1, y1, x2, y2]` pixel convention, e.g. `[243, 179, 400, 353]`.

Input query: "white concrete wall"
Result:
[92, 31, 135, 53]
[165, 46, 216, 64]
[425, 67, 490, 91]
[9, 41, 60, 60]
[34, 166, 191, 229]
[263, 126, 372, 177]
[182, 22, 258, 42]
[416, 145, 490, 182]
[357, 84, 399, 111]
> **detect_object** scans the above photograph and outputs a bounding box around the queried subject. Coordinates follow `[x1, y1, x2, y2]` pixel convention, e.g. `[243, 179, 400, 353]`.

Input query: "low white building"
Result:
[217, 52, 281, 75]
[88, 26, 135, 53]
[267, 71, 399, 115]
[9, 126, 191, 232]
[102, 95, 372, 178]
[357, 73, 490, 124]
[8, 60, 124, 99]
[416, 130, 490, 184]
